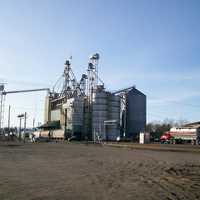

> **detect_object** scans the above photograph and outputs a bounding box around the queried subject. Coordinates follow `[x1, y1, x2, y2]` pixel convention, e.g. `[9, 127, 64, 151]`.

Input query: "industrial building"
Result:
[41, 53, 146, 141]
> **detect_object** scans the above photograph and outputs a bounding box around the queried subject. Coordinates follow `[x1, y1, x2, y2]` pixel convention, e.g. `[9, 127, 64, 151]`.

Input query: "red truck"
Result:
[160, 132, 173, 144]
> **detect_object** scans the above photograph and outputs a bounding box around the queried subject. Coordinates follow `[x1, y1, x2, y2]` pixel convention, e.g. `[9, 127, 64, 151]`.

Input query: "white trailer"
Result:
[166, 123, 200, 145]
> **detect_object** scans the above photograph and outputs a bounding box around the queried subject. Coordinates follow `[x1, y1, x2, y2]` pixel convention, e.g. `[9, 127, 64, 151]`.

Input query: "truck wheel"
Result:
[192, 140, 196, 145]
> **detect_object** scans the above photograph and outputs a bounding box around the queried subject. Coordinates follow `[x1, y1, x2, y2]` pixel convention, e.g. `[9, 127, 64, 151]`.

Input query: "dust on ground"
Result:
[0, 142, 200, 200]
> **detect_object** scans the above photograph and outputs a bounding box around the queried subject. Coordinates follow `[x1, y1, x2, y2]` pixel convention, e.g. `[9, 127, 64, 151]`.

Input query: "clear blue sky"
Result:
[0, 0, 200, 127]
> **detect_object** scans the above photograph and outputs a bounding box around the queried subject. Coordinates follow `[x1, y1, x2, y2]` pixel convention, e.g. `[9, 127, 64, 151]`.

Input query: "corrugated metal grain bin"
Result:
[126, 88, 146, 139]
[92, 91, 108, 140]
[63, 97, 84, 139]
[106, 94, 120, 141]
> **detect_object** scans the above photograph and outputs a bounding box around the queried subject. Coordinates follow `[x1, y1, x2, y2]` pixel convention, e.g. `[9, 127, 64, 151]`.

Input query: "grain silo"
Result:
[113, 86, 146, 140]
[105, 94, 120, 140]
[63, 97, 84, 139]
[126, 87, 146, 139]
[92, 88, 108, 140]
[91, 86, 121, 141]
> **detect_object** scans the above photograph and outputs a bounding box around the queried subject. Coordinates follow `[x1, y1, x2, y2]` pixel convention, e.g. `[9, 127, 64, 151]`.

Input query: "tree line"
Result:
[146, 119, 188, 140]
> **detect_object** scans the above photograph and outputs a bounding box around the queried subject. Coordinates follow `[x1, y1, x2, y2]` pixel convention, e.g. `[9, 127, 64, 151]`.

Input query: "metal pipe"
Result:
[3, 88, 50, 95]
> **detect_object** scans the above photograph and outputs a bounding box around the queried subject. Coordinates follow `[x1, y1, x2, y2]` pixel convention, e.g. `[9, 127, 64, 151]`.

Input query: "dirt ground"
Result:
[0, 142, 200, 200]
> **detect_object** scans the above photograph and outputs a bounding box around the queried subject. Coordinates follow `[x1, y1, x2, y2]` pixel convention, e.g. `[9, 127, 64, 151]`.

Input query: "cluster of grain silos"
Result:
[41, 53, 146, 141]
[91, 87, 120, 141]
[43, 88, 122, 141]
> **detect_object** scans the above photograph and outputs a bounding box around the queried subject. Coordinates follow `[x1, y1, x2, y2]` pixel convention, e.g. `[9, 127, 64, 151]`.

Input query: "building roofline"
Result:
[112, 86, 136, 94]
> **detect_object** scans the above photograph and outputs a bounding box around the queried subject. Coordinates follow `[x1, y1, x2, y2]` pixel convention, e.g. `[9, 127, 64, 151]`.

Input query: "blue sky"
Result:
[0, 0, 200, 127]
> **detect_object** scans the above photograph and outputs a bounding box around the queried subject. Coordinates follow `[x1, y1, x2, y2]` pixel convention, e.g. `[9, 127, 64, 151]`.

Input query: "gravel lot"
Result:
[0, 142, 200, 200]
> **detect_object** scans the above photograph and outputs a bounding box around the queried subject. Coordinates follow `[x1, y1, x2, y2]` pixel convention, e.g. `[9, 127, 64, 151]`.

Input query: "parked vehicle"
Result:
[160, 132, 173, 144]
[160, 129, 200, 145]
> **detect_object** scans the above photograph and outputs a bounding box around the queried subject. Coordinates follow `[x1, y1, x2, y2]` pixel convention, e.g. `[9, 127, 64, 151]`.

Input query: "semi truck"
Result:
[160, 127, 200, 145]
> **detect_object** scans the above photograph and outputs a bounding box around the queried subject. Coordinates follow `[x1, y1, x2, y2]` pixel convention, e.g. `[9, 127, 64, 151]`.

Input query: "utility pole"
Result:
[18, 114, 24, 141]
[24, 112, 27, 143]
[8, 105, 11, 130]
[0, 84, 5, 134]
[33, 118, 35, 129]
[8, 105, 11, 139]
[24, 112, 27, 133]
[64, 109, 67, 139]
[19, 117, 22, 141]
